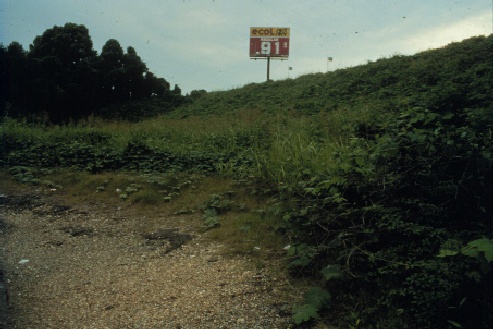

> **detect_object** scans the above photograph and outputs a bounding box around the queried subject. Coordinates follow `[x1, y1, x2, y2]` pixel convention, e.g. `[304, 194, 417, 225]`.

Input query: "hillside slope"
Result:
[2, 34, 493, 328]
[176, 34, 492, 118]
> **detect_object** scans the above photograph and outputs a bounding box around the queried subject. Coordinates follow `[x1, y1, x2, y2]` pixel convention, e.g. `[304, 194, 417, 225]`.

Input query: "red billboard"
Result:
[250, 27, 290, 58]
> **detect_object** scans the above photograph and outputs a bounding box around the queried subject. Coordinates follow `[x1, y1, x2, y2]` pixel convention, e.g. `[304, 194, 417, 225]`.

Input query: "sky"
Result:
[1, 0, 492, 95]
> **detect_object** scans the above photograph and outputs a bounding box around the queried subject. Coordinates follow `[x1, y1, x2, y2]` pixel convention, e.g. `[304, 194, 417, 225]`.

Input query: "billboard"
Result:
[250, 27, 290, 58]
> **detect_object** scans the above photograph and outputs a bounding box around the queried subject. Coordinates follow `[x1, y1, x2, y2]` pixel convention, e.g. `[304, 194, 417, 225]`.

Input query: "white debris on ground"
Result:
[2, 191, 297, 329]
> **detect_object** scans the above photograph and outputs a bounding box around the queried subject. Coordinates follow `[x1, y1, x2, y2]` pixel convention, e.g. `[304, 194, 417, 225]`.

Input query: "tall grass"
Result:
[2, 103, 380, 189]
[246, 106, 383, 188]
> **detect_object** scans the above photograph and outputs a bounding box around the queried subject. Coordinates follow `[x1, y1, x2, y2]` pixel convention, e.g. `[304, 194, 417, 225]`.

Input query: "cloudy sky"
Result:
[1, 0, 492, 94]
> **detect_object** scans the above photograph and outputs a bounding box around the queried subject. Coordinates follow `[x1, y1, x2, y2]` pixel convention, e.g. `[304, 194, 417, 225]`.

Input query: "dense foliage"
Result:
[0, 23, 181, 122]
[2, 34, 493, 328]
[282, 106, 493, 327]
[175, 34, 492, 120]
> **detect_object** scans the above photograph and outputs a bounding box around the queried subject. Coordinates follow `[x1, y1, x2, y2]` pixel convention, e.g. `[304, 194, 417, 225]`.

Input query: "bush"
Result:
[281, 106, 493, 327]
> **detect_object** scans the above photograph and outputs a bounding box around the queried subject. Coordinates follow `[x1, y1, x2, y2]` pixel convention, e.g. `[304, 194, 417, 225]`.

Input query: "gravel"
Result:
[1, 190, 296, 329]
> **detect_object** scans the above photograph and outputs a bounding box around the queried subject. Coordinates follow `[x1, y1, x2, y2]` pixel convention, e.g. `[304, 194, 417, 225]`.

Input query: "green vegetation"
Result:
[1, 33, 492, 328]
[292, 287, 332, 325]
[0, 23, 181, 123]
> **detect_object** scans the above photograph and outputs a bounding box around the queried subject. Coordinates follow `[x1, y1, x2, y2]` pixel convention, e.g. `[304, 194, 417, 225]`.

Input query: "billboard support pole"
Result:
[250, 27, 290, 82]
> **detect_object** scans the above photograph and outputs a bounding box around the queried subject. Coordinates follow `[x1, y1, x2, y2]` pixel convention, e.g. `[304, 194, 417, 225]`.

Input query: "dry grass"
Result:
[166, 176, 233, 213]
[14, 169, 287, 256]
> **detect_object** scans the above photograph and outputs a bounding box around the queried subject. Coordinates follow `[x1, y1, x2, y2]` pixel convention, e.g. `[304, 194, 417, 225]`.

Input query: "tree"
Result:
[28, 23, 98, 121]
[172, 84, 182, 95]
[145, 72, 170, 97]
[100, 39, 124, 66]
[3, 22, 176, 122]
[98, 43, 171, 102]
[29, 23, 96, 66]
[1, 42, 37, 117]
[122, 46, 148, 99]
[98, 39, 125, 104]
[0, 45, 7, 114]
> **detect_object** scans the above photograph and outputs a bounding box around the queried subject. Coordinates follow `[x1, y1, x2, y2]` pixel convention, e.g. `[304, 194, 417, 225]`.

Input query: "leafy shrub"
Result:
[292, 287, 331, 325]
[2, 34, 492, 328]
[203, 209, 220, 230]
[129, 189, 162, 204]
[282, 106, 493, 327]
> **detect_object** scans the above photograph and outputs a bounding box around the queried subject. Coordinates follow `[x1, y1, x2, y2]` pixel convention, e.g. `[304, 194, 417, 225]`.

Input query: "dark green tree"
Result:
[123, 46, 147, 99]
[29, 23, 96, 65]
[98, 39, 125, 104]
[144, 71, 170, 97]
[28, 22, 98, 121]
[1, 42, 30, 116]
[100, 39, 124, 65]
[172, 84, 181, 95]
[2, 22, 177, 122]
[97, 41, 170, 104]
[0, 45, 6, 115]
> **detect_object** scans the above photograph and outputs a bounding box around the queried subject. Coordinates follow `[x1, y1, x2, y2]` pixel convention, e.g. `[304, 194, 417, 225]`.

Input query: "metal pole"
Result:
[327, 57, 333, 73]
[267, 56, 270, 81]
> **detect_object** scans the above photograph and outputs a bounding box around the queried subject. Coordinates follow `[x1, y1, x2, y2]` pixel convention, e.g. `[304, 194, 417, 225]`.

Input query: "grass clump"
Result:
[3, 35, 492, 328]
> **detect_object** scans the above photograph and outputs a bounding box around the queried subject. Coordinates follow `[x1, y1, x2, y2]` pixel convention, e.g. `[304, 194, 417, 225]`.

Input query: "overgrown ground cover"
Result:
[2, 34, 493, 328]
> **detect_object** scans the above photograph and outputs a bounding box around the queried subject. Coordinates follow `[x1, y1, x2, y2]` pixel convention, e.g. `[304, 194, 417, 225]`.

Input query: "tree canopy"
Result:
[1, 22, 175, 122]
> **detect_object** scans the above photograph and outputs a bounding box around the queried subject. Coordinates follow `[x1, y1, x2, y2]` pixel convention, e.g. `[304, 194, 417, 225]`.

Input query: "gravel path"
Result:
[1, 189, 295, 329]
[0, 210, 8, 328]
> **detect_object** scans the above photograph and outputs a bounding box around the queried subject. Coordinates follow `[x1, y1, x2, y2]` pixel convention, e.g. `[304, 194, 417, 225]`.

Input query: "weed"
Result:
[3, 35, 492, 328]
[203, 209, 220, 230]
[129, 190, 162, 204]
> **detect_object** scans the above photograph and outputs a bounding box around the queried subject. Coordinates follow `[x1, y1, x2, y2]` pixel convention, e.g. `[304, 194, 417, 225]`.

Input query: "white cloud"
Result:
[395, 11, 492, 53]
[2, 0, 491, 94]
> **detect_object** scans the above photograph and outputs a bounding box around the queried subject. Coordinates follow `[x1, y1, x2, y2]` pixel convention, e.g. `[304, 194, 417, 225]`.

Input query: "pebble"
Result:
[4, 191, 296, 329]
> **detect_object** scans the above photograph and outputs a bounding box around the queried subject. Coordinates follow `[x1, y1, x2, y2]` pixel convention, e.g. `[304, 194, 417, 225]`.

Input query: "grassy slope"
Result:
[2, 34, 492, 328]
[166, 34, 493, 328]
[174, 34, 492, 119]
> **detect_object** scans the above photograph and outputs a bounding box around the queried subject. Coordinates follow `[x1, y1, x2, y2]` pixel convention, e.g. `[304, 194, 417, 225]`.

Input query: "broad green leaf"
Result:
[304, 287, 331, 309]
[355, 155, 365, 166]
[287, 246, 296, 257]
[292, 304, 319, 325]
[304, 187, 315, 193]
[321, 264, 342, 280]
[437, 239, 461, 258]
[465, 238, 493, 262]
[461, 248, 479, 259]
[448, 320, 463, 328]
[437, 249, 459, 258]
[442, 112, 455, 120]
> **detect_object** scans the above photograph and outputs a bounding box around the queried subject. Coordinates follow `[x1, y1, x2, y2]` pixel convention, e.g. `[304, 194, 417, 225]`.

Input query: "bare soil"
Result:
[0, 187, 296, 329]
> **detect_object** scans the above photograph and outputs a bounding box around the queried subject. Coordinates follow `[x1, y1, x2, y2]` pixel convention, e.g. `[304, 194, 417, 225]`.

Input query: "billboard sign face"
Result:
[250, 27, 290, 58]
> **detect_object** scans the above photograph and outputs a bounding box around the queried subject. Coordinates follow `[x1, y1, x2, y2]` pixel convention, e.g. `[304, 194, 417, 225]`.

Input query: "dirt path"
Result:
[1, 204, 8, 328]
[1, 188, 295, 328]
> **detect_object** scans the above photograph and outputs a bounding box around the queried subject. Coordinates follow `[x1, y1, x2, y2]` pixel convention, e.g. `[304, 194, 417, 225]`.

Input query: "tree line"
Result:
[0, 22, 181, 122]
